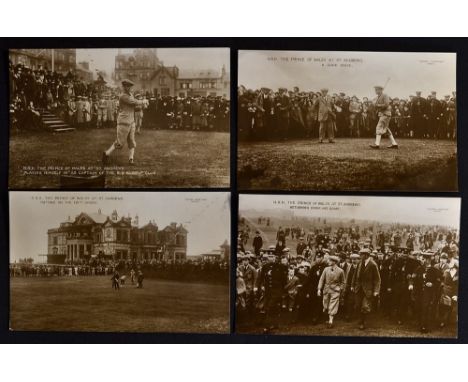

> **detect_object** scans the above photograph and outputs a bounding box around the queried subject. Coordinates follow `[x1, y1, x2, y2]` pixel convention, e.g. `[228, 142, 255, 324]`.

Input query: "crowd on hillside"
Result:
[9, 62, 230, 132]
[238, 86, 457, 141]
[237, 217, 459, 334]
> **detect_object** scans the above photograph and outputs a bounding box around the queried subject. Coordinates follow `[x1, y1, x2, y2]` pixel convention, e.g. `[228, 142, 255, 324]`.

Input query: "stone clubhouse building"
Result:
[46, 209, 187, 264]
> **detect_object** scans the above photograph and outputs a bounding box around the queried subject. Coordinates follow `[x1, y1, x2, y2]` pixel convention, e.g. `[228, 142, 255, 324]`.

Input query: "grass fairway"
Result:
[238, 138, 457, 191]
[9, 129, 230, 188]
[10, 277, 230, 333]
[237, 313, 457, 339]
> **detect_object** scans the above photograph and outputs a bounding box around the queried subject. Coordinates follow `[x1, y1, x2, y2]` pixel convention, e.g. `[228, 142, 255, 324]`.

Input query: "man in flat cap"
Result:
[370, 85, 398, 149]
[318, 255, 345, 328]
[351, 248, 381, 330]
[102, 79, 146, 165]
[314, 87, 336, 143]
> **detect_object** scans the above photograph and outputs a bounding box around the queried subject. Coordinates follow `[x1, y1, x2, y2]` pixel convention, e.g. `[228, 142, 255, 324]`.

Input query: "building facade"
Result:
[114, 48, 179, 96]
[199, 240, 231, 262]
[176, 66, 230, 99]
[75, 61, 94, 82]
[113, 48, 230, 98]
[10, 49, 76, 74]
[47, 210, 187, 264]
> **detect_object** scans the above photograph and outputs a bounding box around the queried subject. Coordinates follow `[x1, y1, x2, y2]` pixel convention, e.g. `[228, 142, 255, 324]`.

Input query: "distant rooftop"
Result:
[178, 69, 223, 79]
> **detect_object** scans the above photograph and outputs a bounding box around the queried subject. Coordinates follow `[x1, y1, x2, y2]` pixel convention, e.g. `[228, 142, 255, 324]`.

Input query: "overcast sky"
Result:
[76, 48, 229, 81]
[240, 195, 460, 228]
[239, 50, 456, 99]
[10, 192, 230, 262]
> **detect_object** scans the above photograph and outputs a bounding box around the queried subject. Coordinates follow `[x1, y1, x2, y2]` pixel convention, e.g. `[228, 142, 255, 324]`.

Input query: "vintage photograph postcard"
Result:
[9, 48, 230, 189]
[238, 50, 457, 191]
[237, 194, 460, 338]
[9, 191, 230, 333]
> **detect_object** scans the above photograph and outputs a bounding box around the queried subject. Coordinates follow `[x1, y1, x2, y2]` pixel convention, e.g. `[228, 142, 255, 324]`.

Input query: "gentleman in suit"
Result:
[410, 91, 427, 138]
[351, 248, 381, 330]
[413, 252, 442, 333]
[276, 226, 286, 248]
[370, 85, 398, 149]
[276, 88, 290, 140]
[302, 252, 327, 324]
[254, 88, 268, 138]
[439, 259, 458, 329]
[283, 265, 303, 314]
[424, 91, 444, 138]
[379, 252, 396, 317]
[344, 253, 360, 321]
[256, 255, 288, 333]
[102, 79, 146, 165]
[318, 255, 346, 328]
[390, 250, 417, 325]
[252, 231, 263, 257]
[314, 87, 335, 143]
[296, 237, 307, 257]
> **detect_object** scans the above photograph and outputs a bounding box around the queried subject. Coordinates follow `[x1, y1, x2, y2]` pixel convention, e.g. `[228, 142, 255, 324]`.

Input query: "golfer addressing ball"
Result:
[370, 84, 399, 149]
[102, 79, 146, 165]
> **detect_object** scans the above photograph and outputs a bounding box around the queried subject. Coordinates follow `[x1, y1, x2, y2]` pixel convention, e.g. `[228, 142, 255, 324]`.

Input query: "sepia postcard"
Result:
[9, 48, 230, 189]
[9, 191, 230, 333]
[237, 194, 460, 338]
[238, 50, 457, 191]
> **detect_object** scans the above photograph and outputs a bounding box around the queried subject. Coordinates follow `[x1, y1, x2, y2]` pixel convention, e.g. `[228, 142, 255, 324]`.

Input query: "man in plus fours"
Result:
[370, 85, 399, 149]
[318, 255, 345, 328]
[102, 79, 146, 166]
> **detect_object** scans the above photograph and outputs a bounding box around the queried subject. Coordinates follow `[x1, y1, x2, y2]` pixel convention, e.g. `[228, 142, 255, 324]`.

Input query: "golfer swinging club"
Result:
[102, 79, 146, 165]
[370, 80, 399, 150]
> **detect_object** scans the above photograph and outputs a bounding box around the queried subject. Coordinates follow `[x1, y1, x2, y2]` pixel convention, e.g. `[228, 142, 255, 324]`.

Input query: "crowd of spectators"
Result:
[9, 62, 230, 133]
[238, 86, 457, 141]
[10, 258, 228, 284]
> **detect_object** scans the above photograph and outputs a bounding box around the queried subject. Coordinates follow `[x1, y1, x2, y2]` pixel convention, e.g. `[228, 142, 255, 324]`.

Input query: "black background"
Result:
[0, 37, 465, 343]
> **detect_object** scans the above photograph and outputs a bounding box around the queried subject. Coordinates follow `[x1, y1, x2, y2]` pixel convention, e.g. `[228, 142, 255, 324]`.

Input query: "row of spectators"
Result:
[238, 86, 457, 141]
[239, 218, 459, 256]
[10, 258, 229, 284]
[9, 63, 230, 132]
